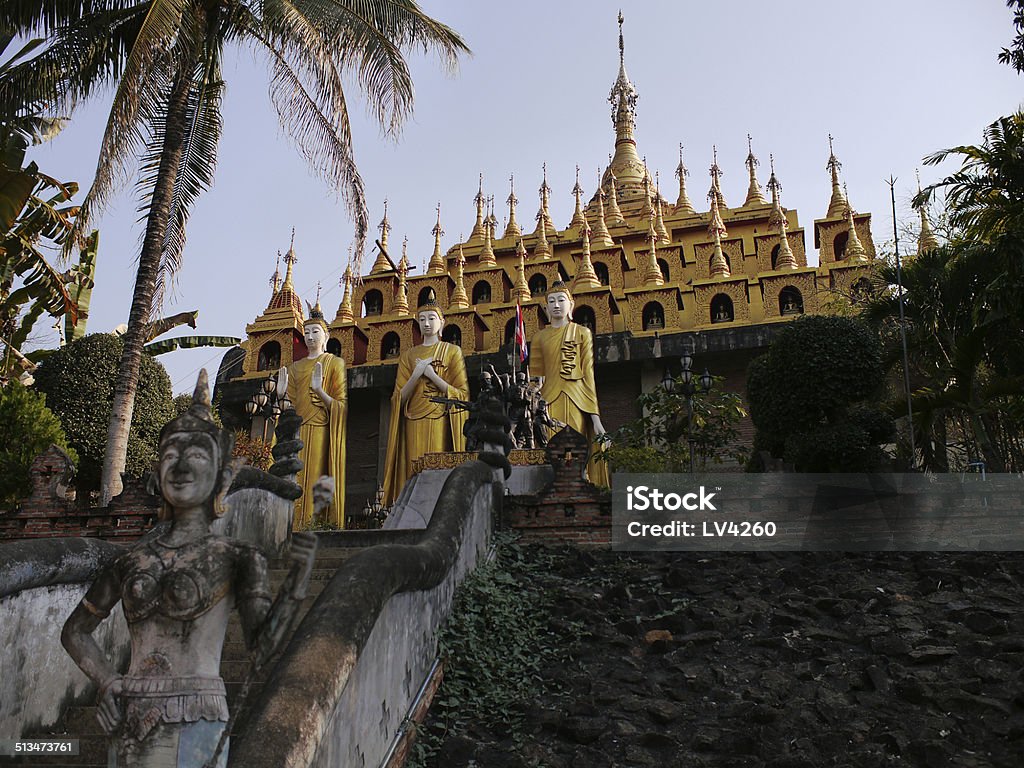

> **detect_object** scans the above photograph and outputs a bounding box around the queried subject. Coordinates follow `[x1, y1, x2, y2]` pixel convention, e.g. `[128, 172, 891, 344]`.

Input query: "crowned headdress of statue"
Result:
[154, 369, 237, 520]
[547, 279, 575, 302]
[304, 295, 328, 331]
[416, 288, 446, 322]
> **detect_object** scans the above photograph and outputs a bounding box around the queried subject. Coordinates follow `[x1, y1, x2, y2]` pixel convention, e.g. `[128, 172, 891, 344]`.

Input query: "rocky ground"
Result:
[422, 548, 1024, 768]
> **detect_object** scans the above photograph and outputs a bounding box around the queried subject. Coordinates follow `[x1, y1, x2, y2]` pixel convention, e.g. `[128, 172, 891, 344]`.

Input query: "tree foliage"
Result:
[32, 333, 175, 493]
[0, 381, 76, 504]
[599, 379, 747, 474]
[747, 316, 895, 472]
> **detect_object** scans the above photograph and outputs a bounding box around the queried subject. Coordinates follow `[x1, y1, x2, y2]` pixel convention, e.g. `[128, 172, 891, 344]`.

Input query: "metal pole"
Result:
[687, 396, 695, 474]
[888, 176, 916, 468]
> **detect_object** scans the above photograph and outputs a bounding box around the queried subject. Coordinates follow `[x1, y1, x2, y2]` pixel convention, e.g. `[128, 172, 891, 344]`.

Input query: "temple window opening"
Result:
[257, 340, 281, 371]
[642, 302, 664, 331]
[418, 286, 435, 307]
[472, 280, 491, 305]
[771, 244, 781, 270]
[595, 262, 610, 286]
[573, 306, 597, 334]
[529, 273, 548, 296]
[363, 289, 383, 317]
[504, 317, 517, 345]
[442, 324, 462, 347]
[711, 294, 734, 324]
[658, 259, 670, 282]
[382, 331, 401, 359]
[833, 231, 849, 261]
[779, 287, 804, 315]
[326, 338, 342, 356]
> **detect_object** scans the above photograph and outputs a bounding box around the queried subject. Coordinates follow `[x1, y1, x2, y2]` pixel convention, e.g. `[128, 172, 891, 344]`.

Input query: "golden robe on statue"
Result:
[286, 352, 347, 528]
[382, 342, 469, 506]
[530, 321, 609, 487]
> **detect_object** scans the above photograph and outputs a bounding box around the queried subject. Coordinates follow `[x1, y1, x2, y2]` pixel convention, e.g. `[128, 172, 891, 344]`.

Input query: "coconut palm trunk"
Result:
[99, 58, 197, 503]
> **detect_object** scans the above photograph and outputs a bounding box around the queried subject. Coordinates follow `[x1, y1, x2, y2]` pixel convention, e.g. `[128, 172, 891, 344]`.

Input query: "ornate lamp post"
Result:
[248, 372, 286, 442]
[663, 345, 713, 473]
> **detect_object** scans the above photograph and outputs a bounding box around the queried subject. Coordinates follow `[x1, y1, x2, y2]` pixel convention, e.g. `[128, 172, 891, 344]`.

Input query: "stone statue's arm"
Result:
[310, 361, 335, 409]
[277, 365, 289, 398]
[424, 345, 469, 399]
[61, 565, 124, 734]
[246, 532, 318, 667]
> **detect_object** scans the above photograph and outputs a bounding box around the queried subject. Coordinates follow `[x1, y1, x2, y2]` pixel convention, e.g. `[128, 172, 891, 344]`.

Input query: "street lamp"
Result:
[663, 345, 714, 473]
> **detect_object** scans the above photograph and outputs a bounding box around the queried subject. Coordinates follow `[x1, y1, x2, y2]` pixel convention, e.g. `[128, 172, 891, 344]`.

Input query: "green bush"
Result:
[0, 383, 77, 504]
[33, 334, 176, 493]
[747, 315, 895, 471]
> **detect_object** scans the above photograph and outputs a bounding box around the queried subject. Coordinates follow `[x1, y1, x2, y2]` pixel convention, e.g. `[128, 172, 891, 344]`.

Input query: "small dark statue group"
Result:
[61, 371, 316, 767]
[436, 365, 565, 452]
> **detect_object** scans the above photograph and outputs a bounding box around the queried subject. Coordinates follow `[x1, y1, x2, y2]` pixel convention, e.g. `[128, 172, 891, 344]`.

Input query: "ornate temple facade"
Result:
[227, 17, 878, 514]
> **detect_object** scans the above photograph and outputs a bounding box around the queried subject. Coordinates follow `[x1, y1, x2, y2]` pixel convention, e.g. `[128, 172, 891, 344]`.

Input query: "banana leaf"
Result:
[144, 335, 241, 356]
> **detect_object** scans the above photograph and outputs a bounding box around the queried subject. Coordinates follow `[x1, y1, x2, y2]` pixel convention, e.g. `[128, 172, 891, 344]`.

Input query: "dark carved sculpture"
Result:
[61, 371, 316, 767]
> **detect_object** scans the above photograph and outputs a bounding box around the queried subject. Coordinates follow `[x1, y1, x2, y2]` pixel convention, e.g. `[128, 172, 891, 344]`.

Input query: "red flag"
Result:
[515, 302, 527, 361]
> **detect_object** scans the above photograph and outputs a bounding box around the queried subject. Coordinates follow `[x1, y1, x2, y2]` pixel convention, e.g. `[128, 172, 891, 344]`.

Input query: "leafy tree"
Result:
[0, 381, 76, 504]
[2, 1, 469, 502]
[747, 315, 895, 472]
[999, 0, 1024, 73]
[599, 379, 748, 474]
[32, 333, 175, 494]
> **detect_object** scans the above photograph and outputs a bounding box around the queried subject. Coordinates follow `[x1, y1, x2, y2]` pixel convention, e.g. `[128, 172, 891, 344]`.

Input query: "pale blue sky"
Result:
[27, 0, 1023, 393]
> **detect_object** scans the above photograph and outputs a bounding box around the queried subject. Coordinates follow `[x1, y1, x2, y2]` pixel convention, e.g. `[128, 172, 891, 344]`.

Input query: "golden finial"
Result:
[504, 174, 521, 239]
[654, 171, 670, 245]
[641, 161, 654, 220]
[642, 214, 665, 287]
[609, 10, 638, 140]
[605, 168, 625, 226]
[427, 202, 447, 274]
[743, 134, 767, 207]
[767, 153, 784, 230]
[570, 164, 587, 230]
[513, 238, 531, 302]
[674, 144, 696, 216]
[370, 203, 393, 274]
[337, 250, 354, 323]
[282, 230, 297, 289]
[269, 252, 282, 294]
[394, 237, 410, 314]
[479, 197, 497, 266]
[533, 205, 552, 258]
[916, 170, 940, 254]
[708, 145, 728, 212]
[708, 187, 730, 279]
[766, 163, 797, 271]
[591, 168, 615, 248]
[533, 163, 555, 240]
[450, 242, 470, 309]
[469, 173, 487, 243]
[573, 219, 601, 290]
[843, 184, 868, 262]
[378, 200, 391, 251]
[826, 134, 848, 219]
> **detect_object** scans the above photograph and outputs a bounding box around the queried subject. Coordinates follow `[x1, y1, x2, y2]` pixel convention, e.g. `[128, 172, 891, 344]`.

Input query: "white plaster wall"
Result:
[0, 583, 129, 738]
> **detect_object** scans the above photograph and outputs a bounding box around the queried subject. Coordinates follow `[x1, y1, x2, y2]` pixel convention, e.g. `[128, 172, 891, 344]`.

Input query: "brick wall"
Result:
[0, 446, 160, 543]
[506, 428, 612, 546]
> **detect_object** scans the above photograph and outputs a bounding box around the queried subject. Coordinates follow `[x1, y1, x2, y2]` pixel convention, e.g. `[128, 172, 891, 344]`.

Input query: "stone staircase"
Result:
[11, 539, 360, 768]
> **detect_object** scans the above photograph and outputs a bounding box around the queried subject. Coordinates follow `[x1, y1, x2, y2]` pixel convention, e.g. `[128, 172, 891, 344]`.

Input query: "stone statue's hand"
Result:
[288, 532, 318, 600]
[277, 366, 288, 397]
[96, 676, 123, 736]
[591, 413, 607, 436]
[413, 357, 432, 374]
[311, 361, 323, 393]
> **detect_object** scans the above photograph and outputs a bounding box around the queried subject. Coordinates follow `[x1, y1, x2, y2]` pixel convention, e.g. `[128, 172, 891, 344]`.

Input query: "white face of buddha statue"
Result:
[417, 309, 444, 340]
[304, 322, 327, 355]
[546, 291, 573, 324]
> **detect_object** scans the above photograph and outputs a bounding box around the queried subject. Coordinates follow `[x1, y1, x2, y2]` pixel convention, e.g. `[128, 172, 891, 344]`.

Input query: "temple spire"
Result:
[513, 238, 531, 302]
[504, 175, 521, 239]
[708, 185, 730, 278]
[743, 134, 767, 207]
[641, 163, 654, 220]
[654, 171, 670, 245]
[450, 242, 470, 309]
[767, 158, 797, 271]
[282, 229, 297, 289]
[591, 168, 615, 248]
[642, 214, 665, 287]
[569, 165, 587, 230]
[843, 185, 868, 262]
[709, 145, 728, 212]
[470, 174, 486, 242]
[573, 220, 601, 290]
[394, 237, 410, 314]
[607, 12, 644, 191]
[269, 252, 282, 294]
[674, 144, 696, 216]
[479, 197, 497, 266]
[427, 203, 447, 274]
[337, 252, 355, 323]
[605, 167, 626, 226]
[532, 163, 555, 238]
[826, 135, 848, 219]
[370, 203, 393, 273]
[916, 171, 940, 254]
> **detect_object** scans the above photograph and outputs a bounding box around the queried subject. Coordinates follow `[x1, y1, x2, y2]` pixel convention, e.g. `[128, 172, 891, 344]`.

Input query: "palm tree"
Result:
[4, 1, 468, 501]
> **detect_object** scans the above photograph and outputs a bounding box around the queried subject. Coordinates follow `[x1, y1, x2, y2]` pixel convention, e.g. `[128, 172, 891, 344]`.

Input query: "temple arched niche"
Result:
[417, 286, 435, 307]
[779, 286, 803, 315]
[710, 294, 734, 324]
[257, 340, 281, 371]
[441, 324, 462, 347]
[572, 306, 596, 334]
[326, 337, 342, 356]
[529, 273, 547, 297]
[641, 301, 664, 331]
[770, 244, 780, 270]
[472, 280, 491, 305]
[657, 258, 670, 282]
[503, 317, 517, 345]
[362, 289, 383, 317]
[594, 261, 610, 286]
[381, 331, 401, 360]
[833, 231, 849, 260]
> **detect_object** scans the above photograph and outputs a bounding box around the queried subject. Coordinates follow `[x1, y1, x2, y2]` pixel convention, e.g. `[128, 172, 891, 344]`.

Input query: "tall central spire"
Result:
[605, 12, 645, 195]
